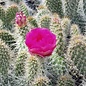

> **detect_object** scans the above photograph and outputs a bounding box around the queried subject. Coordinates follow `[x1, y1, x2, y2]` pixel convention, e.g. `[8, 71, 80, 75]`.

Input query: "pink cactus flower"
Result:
[25, 28, 57, 58]
[15, 12, 27, 28]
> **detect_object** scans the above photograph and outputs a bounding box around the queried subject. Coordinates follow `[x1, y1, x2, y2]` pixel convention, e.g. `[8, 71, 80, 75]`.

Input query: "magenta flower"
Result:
[15, 12, 27, 28]
[25, 28, 57, 57]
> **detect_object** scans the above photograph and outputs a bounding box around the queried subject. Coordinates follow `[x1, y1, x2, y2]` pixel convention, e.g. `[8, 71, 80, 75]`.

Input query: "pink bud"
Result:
[15, 12, 27, 28]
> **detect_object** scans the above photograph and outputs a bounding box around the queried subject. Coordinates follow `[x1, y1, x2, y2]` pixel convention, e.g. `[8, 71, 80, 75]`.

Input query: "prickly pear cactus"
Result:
[46, 0, 64, 18]
[15, 51, 28, 76]
[0, 30, 16, 49]
[67, 35, 86, 77]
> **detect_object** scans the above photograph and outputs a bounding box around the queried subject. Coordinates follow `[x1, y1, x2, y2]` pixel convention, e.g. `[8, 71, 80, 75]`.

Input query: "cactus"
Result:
[20, 3, 29, 17]
[25, 56, 39, 84]
[61, 17, 71, 37]
[32, 76, 50, 86]
[70, 24, 80, 36]
[5, 5, 18, 24]
[65, 0, 80, 19]
[40, 15, 51, 28]
[18, 26, 29, 38]
[0, 30, 16, 49]
[0, 5, 18, 30]
[28, 16, 38, 28]
[47, 53, 67, 85]
[83, 0, 86, 15]
[0, 6, 5, 22]
[65, 57, 84, 86]
[0, 40, 11, 75]
[67, 35, 86, 77]
[50, 14, 65, 57]
[37, 6, 51, 21]
[65, 0, 86, 35]
[15, 51, 28, 76]
[61, 17, 71, 47]
[57, 74, 75, 86]
[46, 0, 64, 18]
